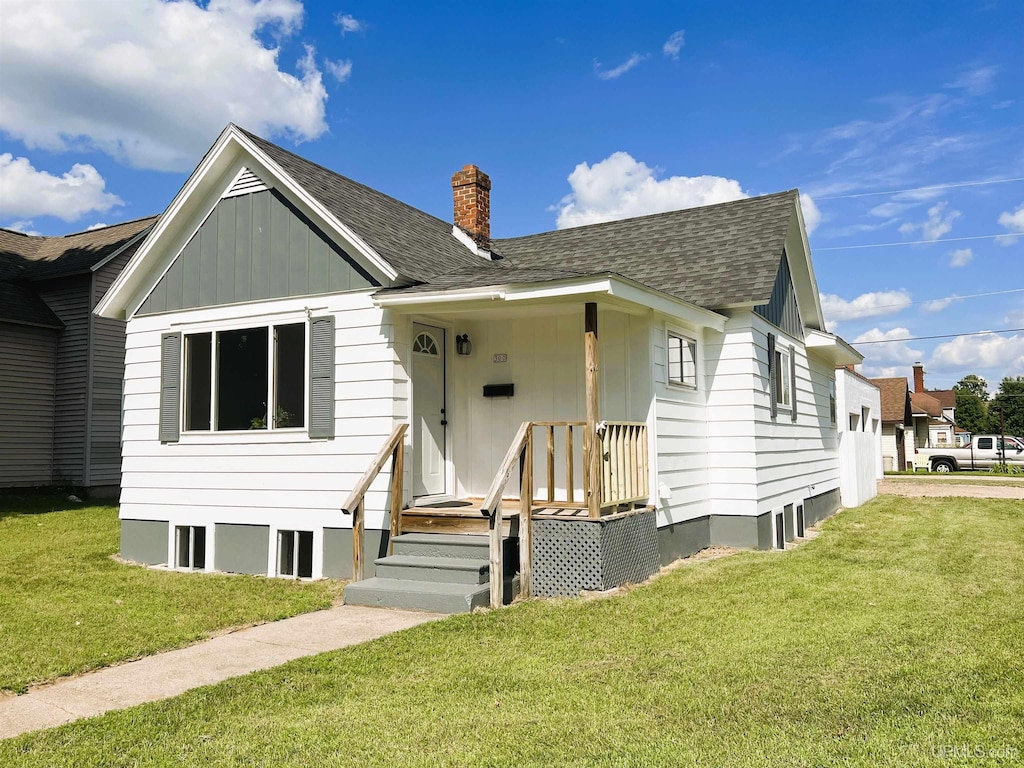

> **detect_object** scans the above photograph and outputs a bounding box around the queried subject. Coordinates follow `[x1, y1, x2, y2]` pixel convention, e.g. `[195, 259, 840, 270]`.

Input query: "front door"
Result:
[412, 323, 446, 497]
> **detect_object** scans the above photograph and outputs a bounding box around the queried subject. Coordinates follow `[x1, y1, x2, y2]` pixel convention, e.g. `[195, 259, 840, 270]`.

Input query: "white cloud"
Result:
[853, 327, 924, 366]
[900, 201, 961, 241]
[86, 222, 108, 231]
[5, 220, 42, 236]
[325, 59, 353, 83]
[334, 12, 364, 33]
[930, 332, 1024, 374]
[948, 248, 973, 267]
[553, 151, 746, 229]
[922, 295, 962, 312]
[594, 53, 649, 80]
[0, 153, 121, 222]
[944, 65, 998, 96]
[997, 202, 1024, 245]
[799, 193, 821, 234]
[662, 30, 685, 59]
[0, 0, 330, 171]
[819, 290, 912, 324]
[861, 364, 909, 379]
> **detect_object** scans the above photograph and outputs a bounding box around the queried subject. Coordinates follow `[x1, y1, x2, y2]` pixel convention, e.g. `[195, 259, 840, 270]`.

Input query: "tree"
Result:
[954, 374, 989, 401]
[955, 388, 991, 435]
[989, 377, 1024, 438]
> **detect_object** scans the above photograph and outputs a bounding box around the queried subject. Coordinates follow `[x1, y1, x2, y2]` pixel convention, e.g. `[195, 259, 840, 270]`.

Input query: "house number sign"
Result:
[493, 353, 508, 363]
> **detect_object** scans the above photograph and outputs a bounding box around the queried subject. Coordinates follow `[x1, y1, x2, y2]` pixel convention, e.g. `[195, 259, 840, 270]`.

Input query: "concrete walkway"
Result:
[0, 605, 442, 740]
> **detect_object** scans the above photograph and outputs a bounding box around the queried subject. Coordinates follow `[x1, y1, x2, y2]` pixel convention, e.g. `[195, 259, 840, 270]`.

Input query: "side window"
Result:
[774, 348, 791, 409]
[667, 331, 697, 388]
[829, 379, 837, 425]
[977, 437, 993, 450]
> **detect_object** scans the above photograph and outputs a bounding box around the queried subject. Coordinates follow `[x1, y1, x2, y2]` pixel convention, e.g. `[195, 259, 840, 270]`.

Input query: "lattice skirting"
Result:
[530, 509, 660, 598]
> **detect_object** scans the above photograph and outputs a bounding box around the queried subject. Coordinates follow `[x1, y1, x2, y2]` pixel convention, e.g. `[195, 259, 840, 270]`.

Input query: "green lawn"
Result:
[0, 495, 343, 693]
[4, 496, 1023, 766]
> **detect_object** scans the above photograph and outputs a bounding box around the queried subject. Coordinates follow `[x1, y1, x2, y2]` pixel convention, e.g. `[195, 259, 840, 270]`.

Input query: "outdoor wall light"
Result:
[455, 333, 472, 356]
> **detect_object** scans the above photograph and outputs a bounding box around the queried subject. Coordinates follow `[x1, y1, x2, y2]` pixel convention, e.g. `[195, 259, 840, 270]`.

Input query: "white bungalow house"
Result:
[97, 124, 865, 612]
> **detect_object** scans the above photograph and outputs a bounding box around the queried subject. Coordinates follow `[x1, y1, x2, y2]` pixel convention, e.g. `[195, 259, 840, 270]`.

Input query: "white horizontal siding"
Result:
[702, 312, 841, 518]
[749, 314, 840, 514]
[118, 291, 403, 538]
[652, 319, 710, 525]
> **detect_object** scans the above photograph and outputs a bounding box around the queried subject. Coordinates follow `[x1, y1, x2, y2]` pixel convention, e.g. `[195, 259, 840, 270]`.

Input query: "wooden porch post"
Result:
[584, 302, 601, 518]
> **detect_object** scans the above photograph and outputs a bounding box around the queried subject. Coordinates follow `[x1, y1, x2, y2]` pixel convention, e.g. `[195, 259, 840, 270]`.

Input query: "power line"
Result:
[839, 287, 1024, 313]
[816, 233, 1017, 251]
[816, 176, 1024, 201]
[855, 327, 1024, 345]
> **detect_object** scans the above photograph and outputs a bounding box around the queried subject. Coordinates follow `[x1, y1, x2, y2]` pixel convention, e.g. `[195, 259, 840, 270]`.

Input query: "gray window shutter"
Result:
[790, 345, 798, 422]
[159, 332, 181, 443]
[309, 316, 335, 439]
[767, 332, 777, 419]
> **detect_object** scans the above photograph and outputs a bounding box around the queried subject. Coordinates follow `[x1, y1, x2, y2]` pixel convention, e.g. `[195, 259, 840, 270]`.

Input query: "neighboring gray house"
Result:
[0, 217, 156, 493]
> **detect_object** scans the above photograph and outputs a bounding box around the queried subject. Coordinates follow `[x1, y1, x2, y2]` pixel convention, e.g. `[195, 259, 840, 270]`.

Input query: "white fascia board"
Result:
[805, 329, 863, 364]
[97, 125, 239, 319]
[96, 125, 397, 320]
[787, 200, 826, 332]
[373, 287, 506, 307]
[374, 273, 728, 331]
[604, 276, 727, 331]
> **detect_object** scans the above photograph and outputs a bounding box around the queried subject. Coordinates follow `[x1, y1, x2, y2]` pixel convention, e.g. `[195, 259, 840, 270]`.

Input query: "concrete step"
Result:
[391, 533, 492, 560]
[344, 578, 491, 614]
[373, 555, 489, 585]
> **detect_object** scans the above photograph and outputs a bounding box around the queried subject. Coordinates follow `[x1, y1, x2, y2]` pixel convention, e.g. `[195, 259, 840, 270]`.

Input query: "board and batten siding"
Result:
[0, 322, 58, 485]
[447, 308, 651, 500]
[87, 247, 135, 486]
[119, 292, 404, 569]
[137, 189, 377, 316]
[752, 253, 803, 340]
[36, 276, 91, 484]
[651, 319, 710, 525]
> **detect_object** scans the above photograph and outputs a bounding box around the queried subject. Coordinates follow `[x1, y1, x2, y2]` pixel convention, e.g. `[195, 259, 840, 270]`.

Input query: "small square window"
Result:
[277, 530, 313, 578]
[175, 525, 206, 570]
[667, 332, 697, 388]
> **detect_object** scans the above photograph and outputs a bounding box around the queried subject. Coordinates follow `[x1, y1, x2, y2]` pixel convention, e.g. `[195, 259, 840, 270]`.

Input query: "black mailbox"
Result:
[482, 383, 514, 398]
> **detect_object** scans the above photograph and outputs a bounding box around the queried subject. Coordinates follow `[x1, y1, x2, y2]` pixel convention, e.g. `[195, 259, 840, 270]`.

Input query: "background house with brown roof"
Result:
[0, 217, 156, 492]
[911, 362, 964, 447]
[870, 376, 914, 471]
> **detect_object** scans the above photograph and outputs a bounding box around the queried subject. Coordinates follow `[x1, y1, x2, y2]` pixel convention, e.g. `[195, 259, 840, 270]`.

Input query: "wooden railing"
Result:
[341, 423, 408, 582]
[600, 422, 650, 507]
[480, 421, 532, 610]
[480, 419, 650, 608]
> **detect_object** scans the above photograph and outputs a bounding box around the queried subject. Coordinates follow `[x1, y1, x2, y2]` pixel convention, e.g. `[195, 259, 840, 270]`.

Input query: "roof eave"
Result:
[374, 273, 728, 331]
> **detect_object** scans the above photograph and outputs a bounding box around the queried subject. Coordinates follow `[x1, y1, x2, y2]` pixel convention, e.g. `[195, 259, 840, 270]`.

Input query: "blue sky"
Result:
[2, 0, 1023, 389]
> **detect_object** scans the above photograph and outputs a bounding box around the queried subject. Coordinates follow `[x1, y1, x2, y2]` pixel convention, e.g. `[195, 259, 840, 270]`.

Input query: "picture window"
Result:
[183, 323, 306, 431]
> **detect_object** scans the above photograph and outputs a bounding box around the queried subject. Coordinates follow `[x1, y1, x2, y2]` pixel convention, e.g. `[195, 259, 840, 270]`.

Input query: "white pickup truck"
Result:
[917, 435, 1024, 472]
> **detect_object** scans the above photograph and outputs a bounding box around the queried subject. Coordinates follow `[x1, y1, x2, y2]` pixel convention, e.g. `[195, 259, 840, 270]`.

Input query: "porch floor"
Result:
[400, 498, 649, 535]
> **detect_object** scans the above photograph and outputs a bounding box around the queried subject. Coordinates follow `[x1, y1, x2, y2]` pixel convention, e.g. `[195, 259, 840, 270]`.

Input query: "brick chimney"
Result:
[452, 165, 491, 249]
[913, 362, 925, 393]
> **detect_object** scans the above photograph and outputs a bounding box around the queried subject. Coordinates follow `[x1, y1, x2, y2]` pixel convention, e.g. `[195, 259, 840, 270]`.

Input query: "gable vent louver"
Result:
[222, 167, 269, 198]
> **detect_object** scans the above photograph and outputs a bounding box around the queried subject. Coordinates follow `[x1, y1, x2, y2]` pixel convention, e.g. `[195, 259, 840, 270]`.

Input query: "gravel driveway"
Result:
[879, 478, 1024, 500]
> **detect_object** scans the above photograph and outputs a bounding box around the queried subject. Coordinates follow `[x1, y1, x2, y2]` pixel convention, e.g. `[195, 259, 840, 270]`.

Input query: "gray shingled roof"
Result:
[492, 191, 797, 309]
[0, 218, 155, 327]
[240, 128, 484, 283]
[241, 127, 798, 311]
